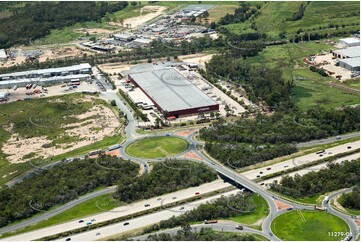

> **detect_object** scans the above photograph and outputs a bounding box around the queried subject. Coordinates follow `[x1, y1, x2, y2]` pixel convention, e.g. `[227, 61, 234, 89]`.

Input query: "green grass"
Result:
[228, 193, 269, 225]
[337, 194, 360, 216]
[244, 41, 360, 110]
[126, 136, 189, 159]
[272, 210, 349, 241]
[208, 4, 239, 22]
[223, 2, 360, 38]
[0, 194, 121, 238]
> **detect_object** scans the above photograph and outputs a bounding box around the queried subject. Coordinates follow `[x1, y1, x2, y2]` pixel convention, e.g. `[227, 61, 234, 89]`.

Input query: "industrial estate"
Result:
[0, 1, 359, 242]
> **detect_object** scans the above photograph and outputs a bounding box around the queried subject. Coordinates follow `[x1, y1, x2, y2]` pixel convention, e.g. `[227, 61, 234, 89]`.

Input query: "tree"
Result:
[110, 100, 116, 106]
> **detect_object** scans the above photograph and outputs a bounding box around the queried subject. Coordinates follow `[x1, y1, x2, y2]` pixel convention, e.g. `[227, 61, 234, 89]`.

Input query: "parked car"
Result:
[235, 225, 243, 230]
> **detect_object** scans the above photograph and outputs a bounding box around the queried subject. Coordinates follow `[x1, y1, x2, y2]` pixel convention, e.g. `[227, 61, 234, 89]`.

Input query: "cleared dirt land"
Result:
[0, 94, 121, 164]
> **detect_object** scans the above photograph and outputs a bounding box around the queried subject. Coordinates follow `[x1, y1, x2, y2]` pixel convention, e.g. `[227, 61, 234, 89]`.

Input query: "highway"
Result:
[296, 132, 360, 148]
[4, 180, 232, 241]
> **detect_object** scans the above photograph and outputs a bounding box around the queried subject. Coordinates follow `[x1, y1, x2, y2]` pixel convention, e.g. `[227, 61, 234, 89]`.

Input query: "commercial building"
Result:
[0, 49, 6, 61]
[114, 33, 136, 42]
[332, 46, 360, 59]
[339, 37, 360, 47]
[339, 57, 360, 72]
[128, 68, 219, 118]
[0, 64, 92, 88]
[132, 38, 153, 47]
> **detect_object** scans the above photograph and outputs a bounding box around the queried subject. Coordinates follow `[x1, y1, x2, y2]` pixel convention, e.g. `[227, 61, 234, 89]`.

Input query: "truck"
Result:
[316, 150, 325, 155]
[314, 205, 327, 211]
[204, 220, 218, 224]
[108, 144, 122, 151]
[323, 196, 329, 204]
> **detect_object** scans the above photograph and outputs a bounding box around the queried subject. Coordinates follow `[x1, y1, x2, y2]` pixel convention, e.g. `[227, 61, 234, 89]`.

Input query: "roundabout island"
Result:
[271, 210, 350, 241]
[125, 136, 189, 159]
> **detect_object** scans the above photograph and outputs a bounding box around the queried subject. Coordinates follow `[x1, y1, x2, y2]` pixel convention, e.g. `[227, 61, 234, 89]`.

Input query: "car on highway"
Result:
[347, 146, 352, 149]
[266, 167, 271, 170]
[86, 222, 92, 225]
[319, 154, 323, 157]
[78, 220, 84, 223]
[195, 192, 200, 195]
[260, 183, 265, 186]
[269, 232, 273, 236]
[65, 238, 71, 241]
[91, 219, 96, 222]
[180, 207, 185, 210]
[284, 165, 288, 168]
[235, 225, 243, 230]
[287, 207, 293, 211]
[123, 222, 130, 226]
[336, 136, 341, 140]
[165, 133, 171, 136]
[144, 204, 150, 207]
[96, 232, 101, 236]
[259, 171, 263, 174]
[157, 198, 162, 201]
[256, 175, 261, 178]
[172, 197, 177, 199]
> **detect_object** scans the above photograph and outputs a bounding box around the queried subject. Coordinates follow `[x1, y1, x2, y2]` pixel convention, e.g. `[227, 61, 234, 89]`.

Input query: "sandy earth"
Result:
[98, 63, 134, 74]
[183, 152, 202, 161]
[179, 54, 215, 68]
[2, 104, 120, 164]
[174, 130, 197, 137]
[109, 6, 167, 29]
[74, 28, 113, 35]
[275, 200, 292, 210]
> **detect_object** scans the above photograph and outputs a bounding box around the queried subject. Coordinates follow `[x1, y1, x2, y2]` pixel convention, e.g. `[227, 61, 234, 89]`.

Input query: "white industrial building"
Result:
[0, 63, 91, 81]
[338, 58, 360, 72]
[332, 46, 360, 59]
[339, 37, 360, 47]
[114, 33, 136, 42]
[0, 49, 7, 61]
[0, 64, 92, 88]
[132, 38, 152, 47]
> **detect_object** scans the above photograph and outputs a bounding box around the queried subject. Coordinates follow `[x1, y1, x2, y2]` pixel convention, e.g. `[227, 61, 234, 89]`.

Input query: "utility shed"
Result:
[332, 46, 360, 59]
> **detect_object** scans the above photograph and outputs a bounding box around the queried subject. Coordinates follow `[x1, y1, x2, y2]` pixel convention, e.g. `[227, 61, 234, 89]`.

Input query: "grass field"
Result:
[208, 4, 239, 22]
[271, 210, 349, 241]
[0, 193, 121, 238]
[126, 136, 189, 159]
[223, 2, 360, 38]
[228, 193, 269, 226]
[244, 41, 360, 110]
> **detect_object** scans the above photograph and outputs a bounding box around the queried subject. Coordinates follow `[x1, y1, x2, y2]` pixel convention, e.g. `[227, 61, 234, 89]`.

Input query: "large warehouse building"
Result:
[0, 63, 92, 88]
[128, 68, 219, 118]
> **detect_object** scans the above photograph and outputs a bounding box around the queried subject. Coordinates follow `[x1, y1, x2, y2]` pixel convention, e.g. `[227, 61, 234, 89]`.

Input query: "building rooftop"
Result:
[339, 57, 360, 68]
[114, 33, 135, 39]
[333, 46, 360, 58]
[0, 74, 89, 86]
[0, 64, 91, 79]
[129, 68, 217, 112]
[0, 49, 6, 59]
[340, 37, 360, 45]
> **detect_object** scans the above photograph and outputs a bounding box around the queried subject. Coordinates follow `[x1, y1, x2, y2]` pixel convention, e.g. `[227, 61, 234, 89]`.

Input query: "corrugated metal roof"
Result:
[339, 57, 360, 68]
[0, 74, 89, 86]
[333, 46, 360, 58]
[340, 37, 360, 45]
[0, 64, 91, 78]
[129, 68, 217, 112]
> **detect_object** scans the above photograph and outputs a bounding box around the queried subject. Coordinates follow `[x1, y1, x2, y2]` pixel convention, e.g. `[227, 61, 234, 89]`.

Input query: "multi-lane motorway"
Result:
[2, 82, 359, 241]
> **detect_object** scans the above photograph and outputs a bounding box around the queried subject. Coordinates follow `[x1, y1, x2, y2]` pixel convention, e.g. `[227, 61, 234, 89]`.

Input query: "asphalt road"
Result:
[296, 132, 360, 148]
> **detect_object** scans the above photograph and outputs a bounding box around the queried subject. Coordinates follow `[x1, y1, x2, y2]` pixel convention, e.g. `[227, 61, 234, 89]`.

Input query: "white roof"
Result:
[340, 37, 360, 45]
[333, 46, 360, 58]
[339, 57, 360, 68]
[0, 64, 91, 79]
[0, 74, 89, 86]
[114, 33, 134, 39]
[133, 38, 152, 44]
[0, 49, 6, 59]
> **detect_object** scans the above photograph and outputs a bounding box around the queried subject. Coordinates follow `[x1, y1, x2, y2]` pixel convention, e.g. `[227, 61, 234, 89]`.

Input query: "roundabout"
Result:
[271, 210, 350, 241]
[125, 136, 189, 159]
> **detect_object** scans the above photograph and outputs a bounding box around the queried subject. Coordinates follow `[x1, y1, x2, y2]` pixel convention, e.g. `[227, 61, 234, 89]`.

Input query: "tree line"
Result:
[0, 155, 139, 228]
[218, 3, 260, 25]
[0, 2, 128, 48]
[339, 186, 359, 210]
[199, 106, 360, 168]
[143, 227, 261, 241]
[113, 160, 217, 203]
[269, 159, 360, 199]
